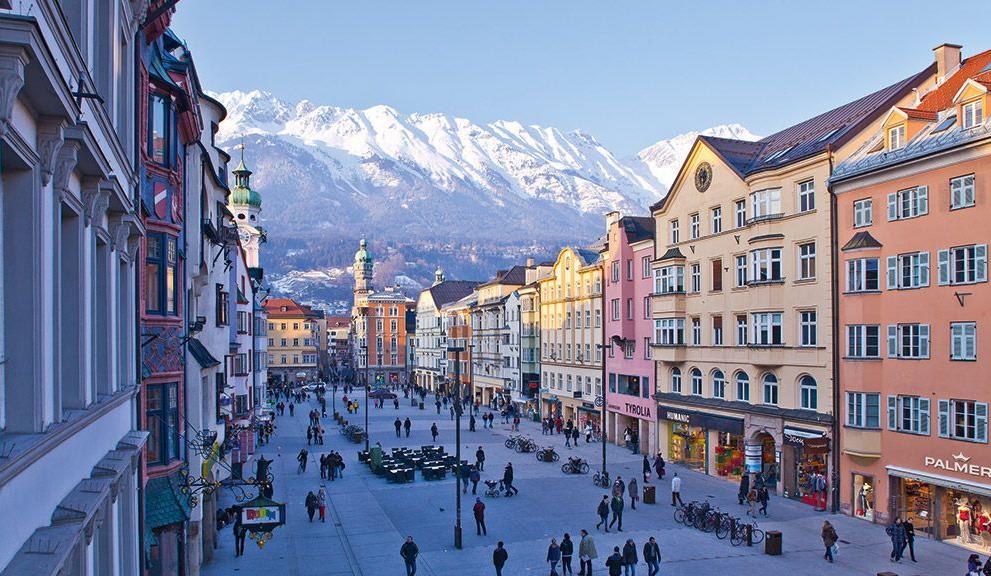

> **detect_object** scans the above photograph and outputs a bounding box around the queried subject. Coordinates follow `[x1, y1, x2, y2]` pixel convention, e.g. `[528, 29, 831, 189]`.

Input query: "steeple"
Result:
[353, 238, 374, 299]
[433, 266, 445, 286]
[228, 142, 264, 268]
[230, 141, 261, 209]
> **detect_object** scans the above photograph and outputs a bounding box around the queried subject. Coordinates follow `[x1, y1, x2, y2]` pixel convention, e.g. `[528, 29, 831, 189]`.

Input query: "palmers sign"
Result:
[924, 453, 991, 478]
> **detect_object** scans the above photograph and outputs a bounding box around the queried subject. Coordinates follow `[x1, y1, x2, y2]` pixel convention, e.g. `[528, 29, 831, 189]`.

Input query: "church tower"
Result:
[353, 238, 374, 307]
[228, 146, 264, 268]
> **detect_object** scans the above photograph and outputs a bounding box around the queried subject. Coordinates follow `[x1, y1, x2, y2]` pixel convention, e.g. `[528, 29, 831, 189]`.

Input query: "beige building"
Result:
[264, 298, 320, 383]
[519, 260, 554, 417]
[538, 247, 604, 426]
[650, 68, 933, 503]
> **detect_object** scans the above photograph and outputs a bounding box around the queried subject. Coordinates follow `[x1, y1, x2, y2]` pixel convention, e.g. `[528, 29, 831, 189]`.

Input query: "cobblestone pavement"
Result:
[202, 388, 970, 576]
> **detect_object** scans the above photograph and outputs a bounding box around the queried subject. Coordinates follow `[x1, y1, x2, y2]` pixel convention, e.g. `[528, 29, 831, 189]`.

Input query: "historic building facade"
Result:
[831, 45, 991, 548]
[469, 266, 525, 406]
[538, 247, 604, 427]
[442, 292, 475, 395]
[650, 64, 934, 503]
[265, 298, 320, 383]
[518, 260, 553, 418]
[414, 269, 479, 392]
[602, 212, 657, 456]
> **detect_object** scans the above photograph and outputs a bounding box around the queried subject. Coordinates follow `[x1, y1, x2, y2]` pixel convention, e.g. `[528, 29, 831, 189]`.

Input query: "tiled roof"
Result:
[659, 247, 686, 261]
[917, 49, 991, 112]
[428, 280, 481, 308]
[264, 297, 318, 318]
[144, 474, 190, 532]
[842, 231, 883, 251]
[188, 337, 221, 368]
[480, 265, 527, 288]
[899, 107, 939, 121]
[620, 216, 655, 244]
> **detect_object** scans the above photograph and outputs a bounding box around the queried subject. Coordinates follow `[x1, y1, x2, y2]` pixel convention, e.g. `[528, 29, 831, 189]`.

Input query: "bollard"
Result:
[746, 524, 753, 547]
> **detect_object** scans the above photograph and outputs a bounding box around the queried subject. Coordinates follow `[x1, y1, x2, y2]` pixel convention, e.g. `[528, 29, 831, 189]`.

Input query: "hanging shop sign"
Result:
[240, 495, 287, 549]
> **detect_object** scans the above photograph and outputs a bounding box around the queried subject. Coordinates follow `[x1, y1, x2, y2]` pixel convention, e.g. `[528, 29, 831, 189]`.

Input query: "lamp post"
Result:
[448, 345, 465, 549]
[362, 343, 370, 452]
[595, 342, 613, 480]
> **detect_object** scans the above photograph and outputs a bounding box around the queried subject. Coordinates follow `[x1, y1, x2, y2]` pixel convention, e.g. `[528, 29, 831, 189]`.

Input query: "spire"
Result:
[434, 266, 445, 286]
[230, 140, 260, 208]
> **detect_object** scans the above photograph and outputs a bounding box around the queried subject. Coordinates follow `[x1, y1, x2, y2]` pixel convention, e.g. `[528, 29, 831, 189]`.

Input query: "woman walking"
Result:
[547, 538, 562, 575]
[305, 491, 318, 522]
[821, 520, 838, 563]
[560, 533, 574, 576]
[621, 539, 638, 576]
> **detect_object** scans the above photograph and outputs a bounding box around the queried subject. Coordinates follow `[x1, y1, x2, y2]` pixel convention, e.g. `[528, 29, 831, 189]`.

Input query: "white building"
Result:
[0, 1, 147, 574]
[469, 266, 526, 407]
[414, 269, 479, 392]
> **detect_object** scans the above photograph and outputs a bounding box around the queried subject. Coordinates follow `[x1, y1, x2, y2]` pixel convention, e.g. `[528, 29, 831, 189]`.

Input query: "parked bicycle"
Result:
[592, 469, 610, 487]
[504, 434, 527, 449]
[536, 446, 560, 462]
[514, 437, 537, 453]
[561, 457, 589, 474]
[730, 518, 765, 546]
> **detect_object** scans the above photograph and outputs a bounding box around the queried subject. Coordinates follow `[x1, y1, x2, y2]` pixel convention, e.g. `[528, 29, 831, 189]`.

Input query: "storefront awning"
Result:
[886, 465, 991, 498]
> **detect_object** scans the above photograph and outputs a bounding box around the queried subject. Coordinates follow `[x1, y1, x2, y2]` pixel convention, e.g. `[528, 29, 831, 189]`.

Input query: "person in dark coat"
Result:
[547, 538, 562, 575]
[493, 541, 509, 576]
[560, 533, 575, 576]
[609, 494, 624, 531]
[642, 455, 651, 483]
[473, 498, 487, 536]
[821, 520, 837, 563]
[305, 491, 318, 522]
[738, 473, 751, 505]
[476, 446, 486, 471]
[394, 418, 402, 437]
[503, 463, 518, 496]
[653, 454, 665, 480]
[404, 417, 412, 437]
[757, 485, 770, 516]
[621, 539, 638, 574]
[232, 506, 246, 557]
[903, 518, 917, 562]
[469, 466, 481, 495]
[430, 422, 439, 442]
[886, 518, 907, 562]
[596, 495, 610, 531]
[400, 536, 419, 576]
[643, 536, 661, 576]
[605, 546, 623, 576]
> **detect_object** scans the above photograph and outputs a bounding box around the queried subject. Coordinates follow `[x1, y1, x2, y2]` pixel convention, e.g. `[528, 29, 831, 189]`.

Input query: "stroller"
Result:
[483, 480, 503, 498]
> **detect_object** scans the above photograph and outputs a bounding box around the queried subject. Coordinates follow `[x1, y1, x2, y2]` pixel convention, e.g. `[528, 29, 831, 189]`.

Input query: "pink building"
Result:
[602, 212, 657, 456]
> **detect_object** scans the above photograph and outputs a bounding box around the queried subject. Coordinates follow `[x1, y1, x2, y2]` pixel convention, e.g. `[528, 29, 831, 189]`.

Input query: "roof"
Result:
[479, 265, 527, 288]
[842, 231, 884, 251]
[188, 337, 221, 368]
[619, 216, 655, 244]
[326, 316, 350, 328]
[428, 280, 481, 309]
[264, 297, 320, 318]
[144, 474, 190, 532]
[917, 49, 991, 112]
[659, 247, 686, 261]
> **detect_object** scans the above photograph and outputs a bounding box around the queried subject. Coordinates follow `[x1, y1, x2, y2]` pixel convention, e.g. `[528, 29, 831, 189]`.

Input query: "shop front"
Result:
[714, 431, 745, 481]
[579, 404, 601, 436]
[659, 406, 744, 477]
[781, 427, 831, 507]
[852, 472, 877, 522]
[607, 392, 656, 456]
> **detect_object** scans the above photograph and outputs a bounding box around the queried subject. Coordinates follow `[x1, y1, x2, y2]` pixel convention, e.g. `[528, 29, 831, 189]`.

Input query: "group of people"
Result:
[737, 473, 771, 517]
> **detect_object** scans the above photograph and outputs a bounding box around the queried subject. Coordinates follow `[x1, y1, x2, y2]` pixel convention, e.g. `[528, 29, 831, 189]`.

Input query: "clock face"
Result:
[239, 230, 251, 244]
[694, 162, 713, 192]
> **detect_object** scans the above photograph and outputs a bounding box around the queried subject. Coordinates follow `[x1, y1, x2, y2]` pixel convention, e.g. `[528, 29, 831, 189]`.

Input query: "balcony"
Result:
[842, 427, 882, 459]
[652, 344, 688, 363]
[652, 292, 687, 315]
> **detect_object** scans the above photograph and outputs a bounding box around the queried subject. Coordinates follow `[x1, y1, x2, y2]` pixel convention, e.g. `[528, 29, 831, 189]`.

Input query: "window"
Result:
[690, 368, 703, 396]
[626, 298, 634, 320]
[215, 284, 229, 326]
[149, 94, 170, 165]
[655, 265, 685, 294]
[671, 368, 682, 393]
[623, 340, 635, 359]
[799, 375, 817, 410]
[642, 296, 651, 319]
[798, 243, 816, 280]
[847, 258, 880, 292]
[939, 244, 988, 285]
[711, 206, 722, 234]
[962, 99, 985, 129]
[888, 395, 931, 435]
[853, 198, 873, 227]
[736, 315, 748, 346]
[642, 256, 652, 278]
[800, 311, 817, 347]
[887, 323, 930, 359]
[847, 392, 881, 429]
[145, 234, 178, 315]
[888, 124, 906, 150]
[939, 399, 988, 442]
[950, 175, 976, 210]
[951, 322, 977, 360]
[751, 188, 782, 220]
[762, 373, 778, 405]
[644, 337, 652, 359]
[610, 299, 620, 321]
[712, 370, 726, 399]
[735, 199, 747, 228]
[798, 180, 815, 212]
[627, 259, 634, 280]
[712, 316, 723, 346]
[690, 263, 701, 293]
[887, 186, 928, 221]
[736, 372, 750, 402]
[655, 318, 685, 346]
[887, 252, 929, 290]
[670, 219, 680, 244]
[145, 382, 179, 465]
[611, 261, 620, 283]
[735, 255, 747, 287]
[691, 317, 701, 346]
[711, 259, 723, 291]
[750, 248, 782, 282]
[594, 309, 601, 327]
[690, 213, 700, 239]
[751, 312, 783, 345]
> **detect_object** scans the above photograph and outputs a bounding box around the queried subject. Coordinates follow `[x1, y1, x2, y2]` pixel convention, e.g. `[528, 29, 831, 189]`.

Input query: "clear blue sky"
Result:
[174, 0, 991, 155]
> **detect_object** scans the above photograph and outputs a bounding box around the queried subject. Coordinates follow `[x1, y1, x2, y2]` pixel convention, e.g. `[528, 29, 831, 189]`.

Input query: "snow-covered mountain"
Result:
[637, 123, 760, 186]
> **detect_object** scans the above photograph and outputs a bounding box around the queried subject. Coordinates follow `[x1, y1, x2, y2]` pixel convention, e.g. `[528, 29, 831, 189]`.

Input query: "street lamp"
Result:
[361, 343, 370, 452]
[447, 345, 465, 549]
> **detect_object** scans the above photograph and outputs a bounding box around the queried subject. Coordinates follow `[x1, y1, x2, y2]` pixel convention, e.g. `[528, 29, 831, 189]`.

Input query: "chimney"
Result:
[605, 210, 621, 231]
[933, 43, 962, 83]
[526, 258, 535, 268]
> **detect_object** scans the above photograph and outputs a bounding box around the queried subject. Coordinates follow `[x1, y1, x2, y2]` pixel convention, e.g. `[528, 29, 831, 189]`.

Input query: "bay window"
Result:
[847, 392, 881, 429]
[655, 318, 685, 346]
[655, 265, 685, 294]
[750, 248, 782, 282]
[751, 188, 782, 220]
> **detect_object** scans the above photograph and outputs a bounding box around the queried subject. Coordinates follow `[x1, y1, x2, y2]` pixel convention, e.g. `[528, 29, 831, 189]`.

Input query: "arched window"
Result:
[762, 373, 779, 405]
[691, 368, 703, 396]
[671, 368, 682, 393]
[735, 372, 750, 402]
[800, 375, 817, 410]
[712, 370, 726, 399]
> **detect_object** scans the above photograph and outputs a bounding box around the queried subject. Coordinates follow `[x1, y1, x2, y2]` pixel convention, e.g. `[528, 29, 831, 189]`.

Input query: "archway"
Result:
[746, 430, 778, 489]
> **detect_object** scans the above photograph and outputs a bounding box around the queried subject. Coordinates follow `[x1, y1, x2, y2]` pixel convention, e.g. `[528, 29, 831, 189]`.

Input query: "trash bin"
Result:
[764, 530, 782, 556]
[419, 401, 424, 410]
[643, 484, 656, 504]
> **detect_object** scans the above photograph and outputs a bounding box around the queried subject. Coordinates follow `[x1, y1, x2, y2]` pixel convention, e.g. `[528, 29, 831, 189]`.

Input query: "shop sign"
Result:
[924, 452, 991, 479]
[242, 504, 284, 525]
[658, 406, 743, 434]
[623, 402, 652, 419]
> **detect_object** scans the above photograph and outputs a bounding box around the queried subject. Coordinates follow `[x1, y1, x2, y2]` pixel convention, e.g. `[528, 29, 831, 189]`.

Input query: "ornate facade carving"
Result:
[37, 118, 67, 187]
[0, 47, 27, 138]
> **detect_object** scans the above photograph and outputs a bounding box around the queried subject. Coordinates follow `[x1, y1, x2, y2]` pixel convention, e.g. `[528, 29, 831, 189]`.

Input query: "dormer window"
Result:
[963, 99, 984, 129]
[888, 124, 906, 150]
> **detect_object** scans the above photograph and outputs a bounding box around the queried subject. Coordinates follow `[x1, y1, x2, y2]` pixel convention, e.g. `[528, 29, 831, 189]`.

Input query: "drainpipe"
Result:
[133, 25, 147, 573]
[828, 146, 841, 514]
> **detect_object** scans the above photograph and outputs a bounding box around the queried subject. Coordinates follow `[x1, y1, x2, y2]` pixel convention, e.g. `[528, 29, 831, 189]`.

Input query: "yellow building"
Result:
[264, 298, 320, 383]
[538, 247, 604, 426]
[650, 67, 933, 502]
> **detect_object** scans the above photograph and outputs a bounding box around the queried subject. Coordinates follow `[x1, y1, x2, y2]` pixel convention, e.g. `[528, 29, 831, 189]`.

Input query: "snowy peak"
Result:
[637, 123, 761, 187]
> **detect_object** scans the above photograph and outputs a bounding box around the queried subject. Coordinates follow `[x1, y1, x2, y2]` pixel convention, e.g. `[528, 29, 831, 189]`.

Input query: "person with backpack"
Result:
[642, 536, 661, 576]
[493, 541, 509, 576]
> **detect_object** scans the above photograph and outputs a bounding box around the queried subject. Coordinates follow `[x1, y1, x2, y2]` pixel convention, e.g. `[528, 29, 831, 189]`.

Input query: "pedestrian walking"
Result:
[904, 518, 917, 562]
[628, 477, 639, 511]
[596, 495, 610, 531]
[476, 446, 486, 471]
[578, 530, 597, 576]
[288, 402, 295, 416]
[297, 448, 309, 474]
[470, 466, 481, 495]
[461, 462, 471, 494]
[436, 399, 442, 414]
[642, 536, 660, 576]
[470, 414, 476, 431]
[653, 454, 665, 480]
[746, 488, 758, 517]
[821, 520, 837, 563]
[317, 485, 327, 522]
[395, 418, 402, 437]
[584, 422, 593, 443]
[642, 455, 651, 483]
[430, 422, 439, 443]
[319, 454, 327, 480]
[738, 473, 750, 505]
[473, 497, 488, 536]
[404, 417, 412, 437]
[565, 428, 572, 448]
[670, 473, 683, 506]
[232, 506, 246, 557]
[757, 485, 770, 516]
[503, 463, 518, 496]
[306, 425, 313, 445]
[612, 475, 625, 498]
[621, 539, 637, 576]
[605, 546, 623, 576]
[493, 541, 509, 576]
[560, 533, 574, 576]
[887, 518, 907, 562]
[609, 494, 624, 531]
[305, 491, 318, 522]
[400, 536, 419, 576]
[547, 538, 562, 575]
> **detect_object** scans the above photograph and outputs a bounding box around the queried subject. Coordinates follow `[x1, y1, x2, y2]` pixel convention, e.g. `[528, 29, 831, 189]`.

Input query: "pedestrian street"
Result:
[202, 387, 971, 576]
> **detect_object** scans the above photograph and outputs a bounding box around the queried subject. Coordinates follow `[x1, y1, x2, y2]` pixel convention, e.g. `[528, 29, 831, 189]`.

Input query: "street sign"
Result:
[594, 396, 603, 407]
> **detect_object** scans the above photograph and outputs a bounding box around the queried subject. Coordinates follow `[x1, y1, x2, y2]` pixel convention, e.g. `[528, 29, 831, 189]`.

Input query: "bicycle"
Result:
[514, 437, 537, 453]
[730, 518, 766, 546]
[592, 469, 610, 488]
[536, 446, 560, 462]
[561, 457, 589, 474]
[504, 434, 526, 449]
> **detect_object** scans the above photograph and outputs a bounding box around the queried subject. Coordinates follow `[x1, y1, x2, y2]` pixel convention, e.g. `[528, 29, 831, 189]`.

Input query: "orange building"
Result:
[831, 44, 991, 551]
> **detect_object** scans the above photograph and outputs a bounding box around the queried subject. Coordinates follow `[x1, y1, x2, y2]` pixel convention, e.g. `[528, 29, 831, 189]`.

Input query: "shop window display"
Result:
[943, 489, 991, 552]
[669, 422, 706, 470]
[796, 452, 828, 506]
[715, 432, 744, 479]
[901, 479, 934, 537]
[852, 473, 875, 521]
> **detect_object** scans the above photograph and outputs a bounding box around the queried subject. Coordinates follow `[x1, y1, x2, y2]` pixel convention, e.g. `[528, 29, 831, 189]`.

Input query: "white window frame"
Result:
[750, 248, 782, 282]
[689, 213, 700, 240]
[690, 263, 701, 294]
[762, 373, 779, 405]
[887, 323, 930, 359]
[735, 255, 747, 288]
[641, 256, 652, 278]
[938, 399, 988, 442]
[800, 376, 817, 410]
[669, 219, 680, 244]
[670, 368, 682, 393]
[736, 315, 748, 347]
[711, 206, 722, 234]
[888, 395, 931, 435]
[800, 310, 817, 347]
[735, 199, 747, 228]
[853, 198, 873, 228]
[798, 242, 816, 280]
[939, 244, 988, 285]
[887, 186, 928, 221]
[691, 317, 701, 346]
[690, 369, 703, 396]
[712, 370, 726, 399]
[847, 258, 880, 292]
[962, 99, 985, 130]
[888, 124, 906, 150]
[847, 392, 881, 429]
[751, 312, 783, 346]
[847, 324, 880, 358]
[951, 321, 977, 361]
[712, 316, 723, 346]
[735, 372, 750, 402]
[887, 252, 930, 290]
[655, 318, 685, 346]
[655, 265, 685, 294]
[950, 174, 976, 210]
[751, 188, 782, 221]
[798, 179, 815, 213]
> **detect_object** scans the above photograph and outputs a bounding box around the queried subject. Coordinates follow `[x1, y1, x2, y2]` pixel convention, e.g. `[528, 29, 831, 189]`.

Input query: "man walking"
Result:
[904, 518, 917, 562]
[232, 506, 246, 557]
[470, 466, 481, 495]
[503, 463, 518, 496]
[596, 495, 610, 531]
[671, 473, 683, 506]
[473, 497, 488, 536]
[578, 530, 597, 576]
[605, 546, 623, 576]
[886, 517, 907, 562]
[476, 446, 486, 471]
[738, 473, 750, 505]
[493, 541, 509, 576]
[401, 536, 419, 576]
[643, 536, 661, 576]
[609, 494, 624, 532]
[628, 477, 639, 511]
[395, 418, 402, 438]
[430, 422, 439, 443]
[404, 417, 412, 437]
